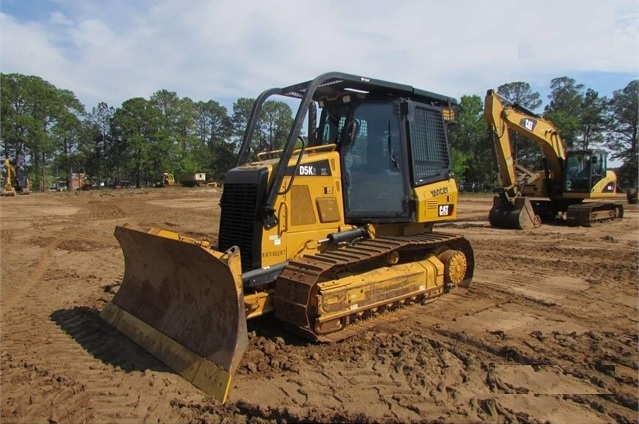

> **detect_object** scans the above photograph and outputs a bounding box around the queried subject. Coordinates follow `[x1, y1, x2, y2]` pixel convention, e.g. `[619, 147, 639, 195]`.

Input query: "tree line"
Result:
[1, 73, 637, 191]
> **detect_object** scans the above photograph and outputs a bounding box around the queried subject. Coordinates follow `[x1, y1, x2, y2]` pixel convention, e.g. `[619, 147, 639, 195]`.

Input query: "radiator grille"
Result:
[218, 169, 267, 272]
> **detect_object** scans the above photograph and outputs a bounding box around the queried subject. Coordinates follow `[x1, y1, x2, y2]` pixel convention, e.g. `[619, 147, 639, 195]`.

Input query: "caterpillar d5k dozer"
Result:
[484, 90, 623, 229]
[101, 72, 475, 403]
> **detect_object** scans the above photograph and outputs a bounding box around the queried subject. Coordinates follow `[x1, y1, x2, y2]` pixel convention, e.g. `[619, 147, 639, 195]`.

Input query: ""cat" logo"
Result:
[438, 204, 454, 216]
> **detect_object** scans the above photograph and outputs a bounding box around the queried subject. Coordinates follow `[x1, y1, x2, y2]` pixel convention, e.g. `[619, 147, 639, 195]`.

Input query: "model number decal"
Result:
[298, 165, 316, 176]
[430, 187, 448, 197]
[438, 204, 454, 217]
[286, 159, 332, 177]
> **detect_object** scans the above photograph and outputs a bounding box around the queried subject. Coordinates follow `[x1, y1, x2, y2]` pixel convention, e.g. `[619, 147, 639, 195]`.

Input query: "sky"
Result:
[1, 0, 637, 114]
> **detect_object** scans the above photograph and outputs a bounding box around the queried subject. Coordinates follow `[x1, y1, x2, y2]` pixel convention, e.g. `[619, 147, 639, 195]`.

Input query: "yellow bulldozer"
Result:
[101, 72, 475, 403]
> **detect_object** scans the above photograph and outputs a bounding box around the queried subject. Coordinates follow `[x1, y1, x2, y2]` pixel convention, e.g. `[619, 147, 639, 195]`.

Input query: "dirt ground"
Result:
[1, 187, 637, 423]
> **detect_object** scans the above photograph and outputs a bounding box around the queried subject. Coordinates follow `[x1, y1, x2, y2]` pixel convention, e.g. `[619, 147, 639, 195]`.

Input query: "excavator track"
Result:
[566, 202, 623, 226]
[273, 232, 474, 342]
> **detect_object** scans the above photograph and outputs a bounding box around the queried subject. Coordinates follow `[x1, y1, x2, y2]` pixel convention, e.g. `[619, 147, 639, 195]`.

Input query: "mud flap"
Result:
[100, 225, 247, 403]
[488, 195, 541, 230]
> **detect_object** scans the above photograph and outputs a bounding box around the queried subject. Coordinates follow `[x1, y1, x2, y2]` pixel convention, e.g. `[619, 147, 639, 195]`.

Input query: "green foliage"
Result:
[1, 73, 85, 189]
[448, 95, 493, 185]
[544, 77, 583, 148]
[81, 102, 116, 187]
[579, 88, 608, 149]
[496, 82, 542, 111]
[1, 72, 636, 191]
[543, 76, 608, 151]
[112, 97, 162, 187]
[230, 98, 294, 161]
[231, 97, 254, 140]
[196, 100, 233, 180]
[607, 80, 639, 187]
[258, 101, 293, 151]
[450, 147, 470, 180]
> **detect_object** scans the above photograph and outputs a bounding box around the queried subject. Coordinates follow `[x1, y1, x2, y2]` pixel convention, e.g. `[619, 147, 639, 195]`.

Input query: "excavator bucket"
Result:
[100, 225, 248, 403]
[488, 195, 541, 230]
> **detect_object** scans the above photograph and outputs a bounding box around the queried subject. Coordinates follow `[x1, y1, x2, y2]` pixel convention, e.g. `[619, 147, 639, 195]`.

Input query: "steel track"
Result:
[273, 232, 474, 342]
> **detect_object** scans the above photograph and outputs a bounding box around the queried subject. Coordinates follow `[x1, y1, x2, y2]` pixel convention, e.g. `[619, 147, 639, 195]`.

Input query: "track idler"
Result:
[488, 195, 541, 230]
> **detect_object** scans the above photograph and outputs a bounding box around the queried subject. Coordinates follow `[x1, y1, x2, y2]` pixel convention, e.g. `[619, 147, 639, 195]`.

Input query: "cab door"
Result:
[341, 101, 408, 222]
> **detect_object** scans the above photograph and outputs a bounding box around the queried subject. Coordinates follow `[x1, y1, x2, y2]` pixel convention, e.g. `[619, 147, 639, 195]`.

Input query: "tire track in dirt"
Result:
[45, 307, 179, 423]
[3, 192, 636, 423]
[0, 235, 64, 314]
[2, 305, 160, 422]
[86, 200, 127, 220]
[230, 291, 499, 422]
[477, 271, 638, 323]
[2, 197, 126, 314]
[438, 270, 638, 420]
[2, 196, 207, 423]
[328, 250, 636, 423]
[0, 214, 185, 422]
[1, 230, 118, 314]
[1, 263, 195, 422]
[229, 285, 615, 423]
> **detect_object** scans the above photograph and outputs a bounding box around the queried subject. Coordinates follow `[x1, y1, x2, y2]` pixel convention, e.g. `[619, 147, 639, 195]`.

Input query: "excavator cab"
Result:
[563, 150, 612, 193]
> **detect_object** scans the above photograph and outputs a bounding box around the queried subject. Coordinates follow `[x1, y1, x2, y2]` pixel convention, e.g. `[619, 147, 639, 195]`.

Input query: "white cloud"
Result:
[1, 0, 637, 111]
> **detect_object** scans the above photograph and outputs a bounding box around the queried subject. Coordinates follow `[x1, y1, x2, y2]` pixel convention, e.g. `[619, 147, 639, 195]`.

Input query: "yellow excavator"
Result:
[100, 72, 475, 403]
[2, 158, 31, 196]
[484, 89, 623, 229]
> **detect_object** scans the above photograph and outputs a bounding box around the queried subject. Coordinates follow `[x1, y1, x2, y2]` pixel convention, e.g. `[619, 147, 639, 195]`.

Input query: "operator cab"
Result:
[233, 72, 457, 228]
[316, 95, 454, 223]
[563, 149, 608, 193]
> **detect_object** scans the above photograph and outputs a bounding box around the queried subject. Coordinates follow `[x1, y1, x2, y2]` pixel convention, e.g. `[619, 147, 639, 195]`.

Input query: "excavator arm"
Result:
[484, 89, 570, 229]
[2, 158, 31, 196]
[2, 159, 18, 196]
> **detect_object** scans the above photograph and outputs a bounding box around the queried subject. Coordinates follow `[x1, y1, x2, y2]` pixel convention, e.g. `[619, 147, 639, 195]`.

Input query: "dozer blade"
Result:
[488, 195, 541, 230]
[100, 225, 247, 403]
